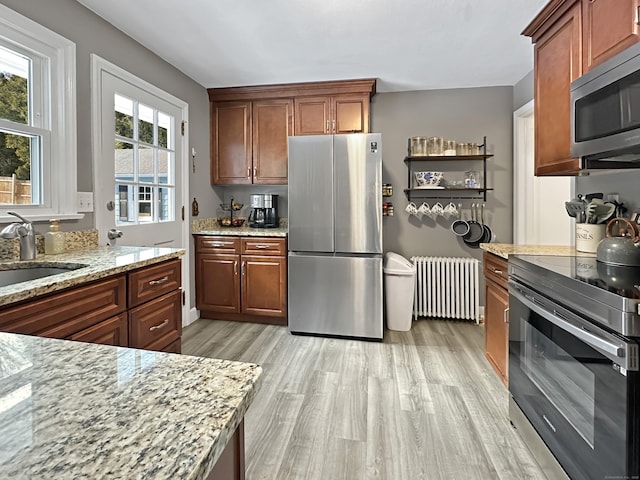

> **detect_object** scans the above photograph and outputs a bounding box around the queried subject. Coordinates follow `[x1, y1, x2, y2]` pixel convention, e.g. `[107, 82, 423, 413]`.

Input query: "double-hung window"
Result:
[0, 4, 77, 220]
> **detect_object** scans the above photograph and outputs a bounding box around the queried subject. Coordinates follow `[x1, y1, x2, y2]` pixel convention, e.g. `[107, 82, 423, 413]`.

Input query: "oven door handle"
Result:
[511, 287, 634, 367]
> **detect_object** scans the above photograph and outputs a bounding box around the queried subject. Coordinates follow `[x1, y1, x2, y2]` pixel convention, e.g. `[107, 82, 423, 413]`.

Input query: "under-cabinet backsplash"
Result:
[0, 229, 99, 260]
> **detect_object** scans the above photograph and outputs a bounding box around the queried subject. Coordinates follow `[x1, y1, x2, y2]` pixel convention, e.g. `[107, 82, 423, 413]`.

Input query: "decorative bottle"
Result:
[44, 219, 65, 254]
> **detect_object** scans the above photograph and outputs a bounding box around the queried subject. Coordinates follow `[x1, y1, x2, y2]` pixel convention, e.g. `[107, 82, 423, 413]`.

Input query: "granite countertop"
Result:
[0, 332, 262, 479]
[192, 226, 288, 238]
[0, 246, 184, 307]
[480, 243, 595, 260]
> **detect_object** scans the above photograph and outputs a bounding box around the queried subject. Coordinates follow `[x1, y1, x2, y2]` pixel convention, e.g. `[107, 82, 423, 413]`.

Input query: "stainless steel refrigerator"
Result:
[288, 133, 383, 340]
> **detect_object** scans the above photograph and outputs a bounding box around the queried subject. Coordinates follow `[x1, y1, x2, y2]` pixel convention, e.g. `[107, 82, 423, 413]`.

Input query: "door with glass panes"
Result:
[95, 70, 183, 247]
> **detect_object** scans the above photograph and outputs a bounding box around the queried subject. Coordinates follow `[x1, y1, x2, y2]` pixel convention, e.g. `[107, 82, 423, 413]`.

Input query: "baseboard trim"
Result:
[183, 307, 200, 328]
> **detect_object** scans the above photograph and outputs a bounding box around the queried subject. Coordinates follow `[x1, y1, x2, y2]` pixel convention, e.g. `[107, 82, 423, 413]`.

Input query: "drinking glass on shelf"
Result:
[427, 136, 443, 155]
[410, 137, 427, 156]
[443, 140, 456, 155]
[456, 142, 468, 155]
[465, 170, 481, 188]
[467, 142, 479, 155]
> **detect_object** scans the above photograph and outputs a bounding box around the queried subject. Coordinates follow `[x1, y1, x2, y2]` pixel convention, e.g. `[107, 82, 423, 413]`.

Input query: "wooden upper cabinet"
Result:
[295, 96, 331, 135]
[583, 0, 640, 71]
[525, 0, 583, 175]
[333, 95, 369, 134]
[212, 101, 252, 185]
[294, 94, 369, 135]
[252, 99, 293, 184]
[524, 0, 640, 175]
[209, 79, 376, 184]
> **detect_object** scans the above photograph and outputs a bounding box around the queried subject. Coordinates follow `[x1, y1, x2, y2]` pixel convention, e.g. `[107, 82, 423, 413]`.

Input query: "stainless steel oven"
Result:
[508, 255, 640, 480]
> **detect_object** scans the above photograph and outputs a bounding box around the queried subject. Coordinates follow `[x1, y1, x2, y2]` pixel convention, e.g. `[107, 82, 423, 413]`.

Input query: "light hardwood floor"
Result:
[183, 319, 548, 480]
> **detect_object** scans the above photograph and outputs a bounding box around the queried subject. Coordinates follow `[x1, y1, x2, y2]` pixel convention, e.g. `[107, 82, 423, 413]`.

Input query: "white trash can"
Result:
[383, 252, 416, 331]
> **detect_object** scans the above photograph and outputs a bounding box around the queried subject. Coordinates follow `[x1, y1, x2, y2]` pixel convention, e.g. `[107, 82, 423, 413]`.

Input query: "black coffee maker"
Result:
[248, 194, 279, 228]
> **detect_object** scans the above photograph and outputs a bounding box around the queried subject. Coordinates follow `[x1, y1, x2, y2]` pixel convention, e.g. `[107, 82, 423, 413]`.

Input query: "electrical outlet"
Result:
[77, 192, 94, 212]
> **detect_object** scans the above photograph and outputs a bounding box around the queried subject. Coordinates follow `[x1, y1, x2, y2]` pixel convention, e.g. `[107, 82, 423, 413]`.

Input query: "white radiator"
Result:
[411, 256, 480, 324]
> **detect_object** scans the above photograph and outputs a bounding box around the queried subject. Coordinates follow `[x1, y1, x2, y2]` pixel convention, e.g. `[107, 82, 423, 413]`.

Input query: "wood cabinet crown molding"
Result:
[522, 0, 579, 42]
[208, 78, 377, 102]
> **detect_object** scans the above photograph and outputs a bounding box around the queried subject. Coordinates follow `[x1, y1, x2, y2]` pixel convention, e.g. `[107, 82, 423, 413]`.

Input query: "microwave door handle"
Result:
[510, 288, 630, 365]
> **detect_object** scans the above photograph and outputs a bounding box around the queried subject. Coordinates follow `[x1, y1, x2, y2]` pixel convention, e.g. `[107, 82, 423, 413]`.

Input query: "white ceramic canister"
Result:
[575, 223, 606, 253]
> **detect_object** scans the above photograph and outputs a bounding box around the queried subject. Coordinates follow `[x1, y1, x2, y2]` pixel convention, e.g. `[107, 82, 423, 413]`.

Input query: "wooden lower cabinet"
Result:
[241, 255, 286, 317]
[485, 279, 509, 386]
[483, 252, 509, 386]
[195, 235, 287, 325]
[196, 254, 241, 313]
[0, 258, 182, 353]
[68, 313, 128, 346]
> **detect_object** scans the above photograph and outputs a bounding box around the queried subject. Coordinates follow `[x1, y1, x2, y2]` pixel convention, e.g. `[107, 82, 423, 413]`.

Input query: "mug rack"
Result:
[403, 135, 494, 201]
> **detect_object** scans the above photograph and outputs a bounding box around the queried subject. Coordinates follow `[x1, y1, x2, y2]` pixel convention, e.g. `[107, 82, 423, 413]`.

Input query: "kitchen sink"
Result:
[0, 265, 86, 288]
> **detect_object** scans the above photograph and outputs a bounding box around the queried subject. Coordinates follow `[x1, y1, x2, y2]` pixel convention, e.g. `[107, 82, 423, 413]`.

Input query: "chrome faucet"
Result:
[1, 212, 36, 260]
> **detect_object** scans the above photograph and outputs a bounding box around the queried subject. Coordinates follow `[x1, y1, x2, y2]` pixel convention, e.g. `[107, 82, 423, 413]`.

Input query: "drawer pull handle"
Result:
[254, 245, 269, 249]
[149, 276, 169, 286]
[493, 269, 503, 275]
[150, 319, 169, 331]
[212, 241, 232, 247]
[242, 261, 246, 276]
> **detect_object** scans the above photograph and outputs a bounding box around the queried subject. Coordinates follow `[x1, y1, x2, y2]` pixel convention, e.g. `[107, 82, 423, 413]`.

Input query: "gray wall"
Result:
[0, 0, 219, 227]
[371, 87, 514, 264]
[0, 0, 220, 310]
[576, 171, 640, 214]
[513, 70, 534, 111]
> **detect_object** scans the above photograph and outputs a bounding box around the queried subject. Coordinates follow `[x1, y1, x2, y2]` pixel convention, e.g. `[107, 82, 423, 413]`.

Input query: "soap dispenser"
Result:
[44, 219, 65, 254]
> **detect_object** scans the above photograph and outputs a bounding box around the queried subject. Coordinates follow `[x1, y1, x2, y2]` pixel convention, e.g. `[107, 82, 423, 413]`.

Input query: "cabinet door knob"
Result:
[332, 120, 336, 132]
[253, 166, 257, 178]
[234, 261, 238, 276]
[241, 261, 246, 276]
[504, 307, 510, 324]
[247, 166, 251, 178]
[326, 120, 330, 133]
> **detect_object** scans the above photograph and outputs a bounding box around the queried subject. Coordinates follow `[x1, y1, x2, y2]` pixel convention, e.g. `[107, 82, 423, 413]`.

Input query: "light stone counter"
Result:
[0, 332, 261, 479]
[192, 217, 287, 237]
[480, 243, 595, 260]
[0, 246, 184, 307]
[192, 226, 287, 238]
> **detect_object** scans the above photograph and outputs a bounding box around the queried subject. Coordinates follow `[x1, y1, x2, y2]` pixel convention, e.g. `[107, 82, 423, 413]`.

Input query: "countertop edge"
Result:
[480, 243, 591, 260]
[0, 247, 185, 307]
[190, 369, 263, 480]
[192, 229, 287, 238]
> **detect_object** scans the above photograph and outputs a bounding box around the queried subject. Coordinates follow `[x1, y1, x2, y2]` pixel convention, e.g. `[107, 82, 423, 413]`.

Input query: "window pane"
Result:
[114, 94, 134, 139]
[0, 130, 40, 205]
[114, 140, 134, 182]
[0, 46, 30, 125]
[158, 112, 170, 148]
[159, 186, 174, 222]
[115, 183, 134, 225]
[138, 145, 153, 183]
[158, 150, 173, 185]
[138, 103, 154, 145]
[138, 186, 153, 223]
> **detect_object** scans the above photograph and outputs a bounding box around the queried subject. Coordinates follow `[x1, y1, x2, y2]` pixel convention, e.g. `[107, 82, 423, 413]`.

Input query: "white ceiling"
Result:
[76, 0, 548, 92]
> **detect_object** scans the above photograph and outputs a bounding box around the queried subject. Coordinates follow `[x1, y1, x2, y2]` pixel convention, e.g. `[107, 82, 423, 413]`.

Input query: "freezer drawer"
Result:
[288, 254, 383, 339]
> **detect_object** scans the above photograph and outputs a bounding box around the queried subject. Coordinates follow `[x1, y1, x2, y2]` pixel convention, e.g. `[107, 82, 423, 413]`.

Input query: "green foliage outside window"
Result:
[0, 72, 30, 180]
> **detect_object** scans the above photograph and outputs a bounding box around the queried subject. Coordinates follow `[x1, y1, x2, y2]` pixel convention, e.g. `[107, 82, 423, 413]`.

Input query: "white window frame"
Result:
[0, 4, 80, 222]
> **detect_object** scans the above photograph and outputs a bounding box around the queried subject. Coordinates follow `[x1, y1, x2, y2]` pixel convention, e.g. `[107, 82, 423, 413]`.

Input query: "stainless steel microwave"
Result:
[571, 41, 640, 169]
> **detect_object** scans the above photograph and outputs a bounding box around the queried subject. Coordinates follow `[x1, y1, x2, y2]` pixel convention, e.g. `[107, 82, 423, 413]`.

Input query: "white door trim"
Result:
[90, 54, 191, 327]
[513, 100, 535, 244]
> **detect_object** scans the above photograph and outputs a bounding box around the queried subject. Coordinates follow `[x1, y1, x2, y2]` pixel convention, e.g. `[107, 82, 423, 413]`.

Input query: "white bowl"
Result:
[414, 171, 443, 187]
